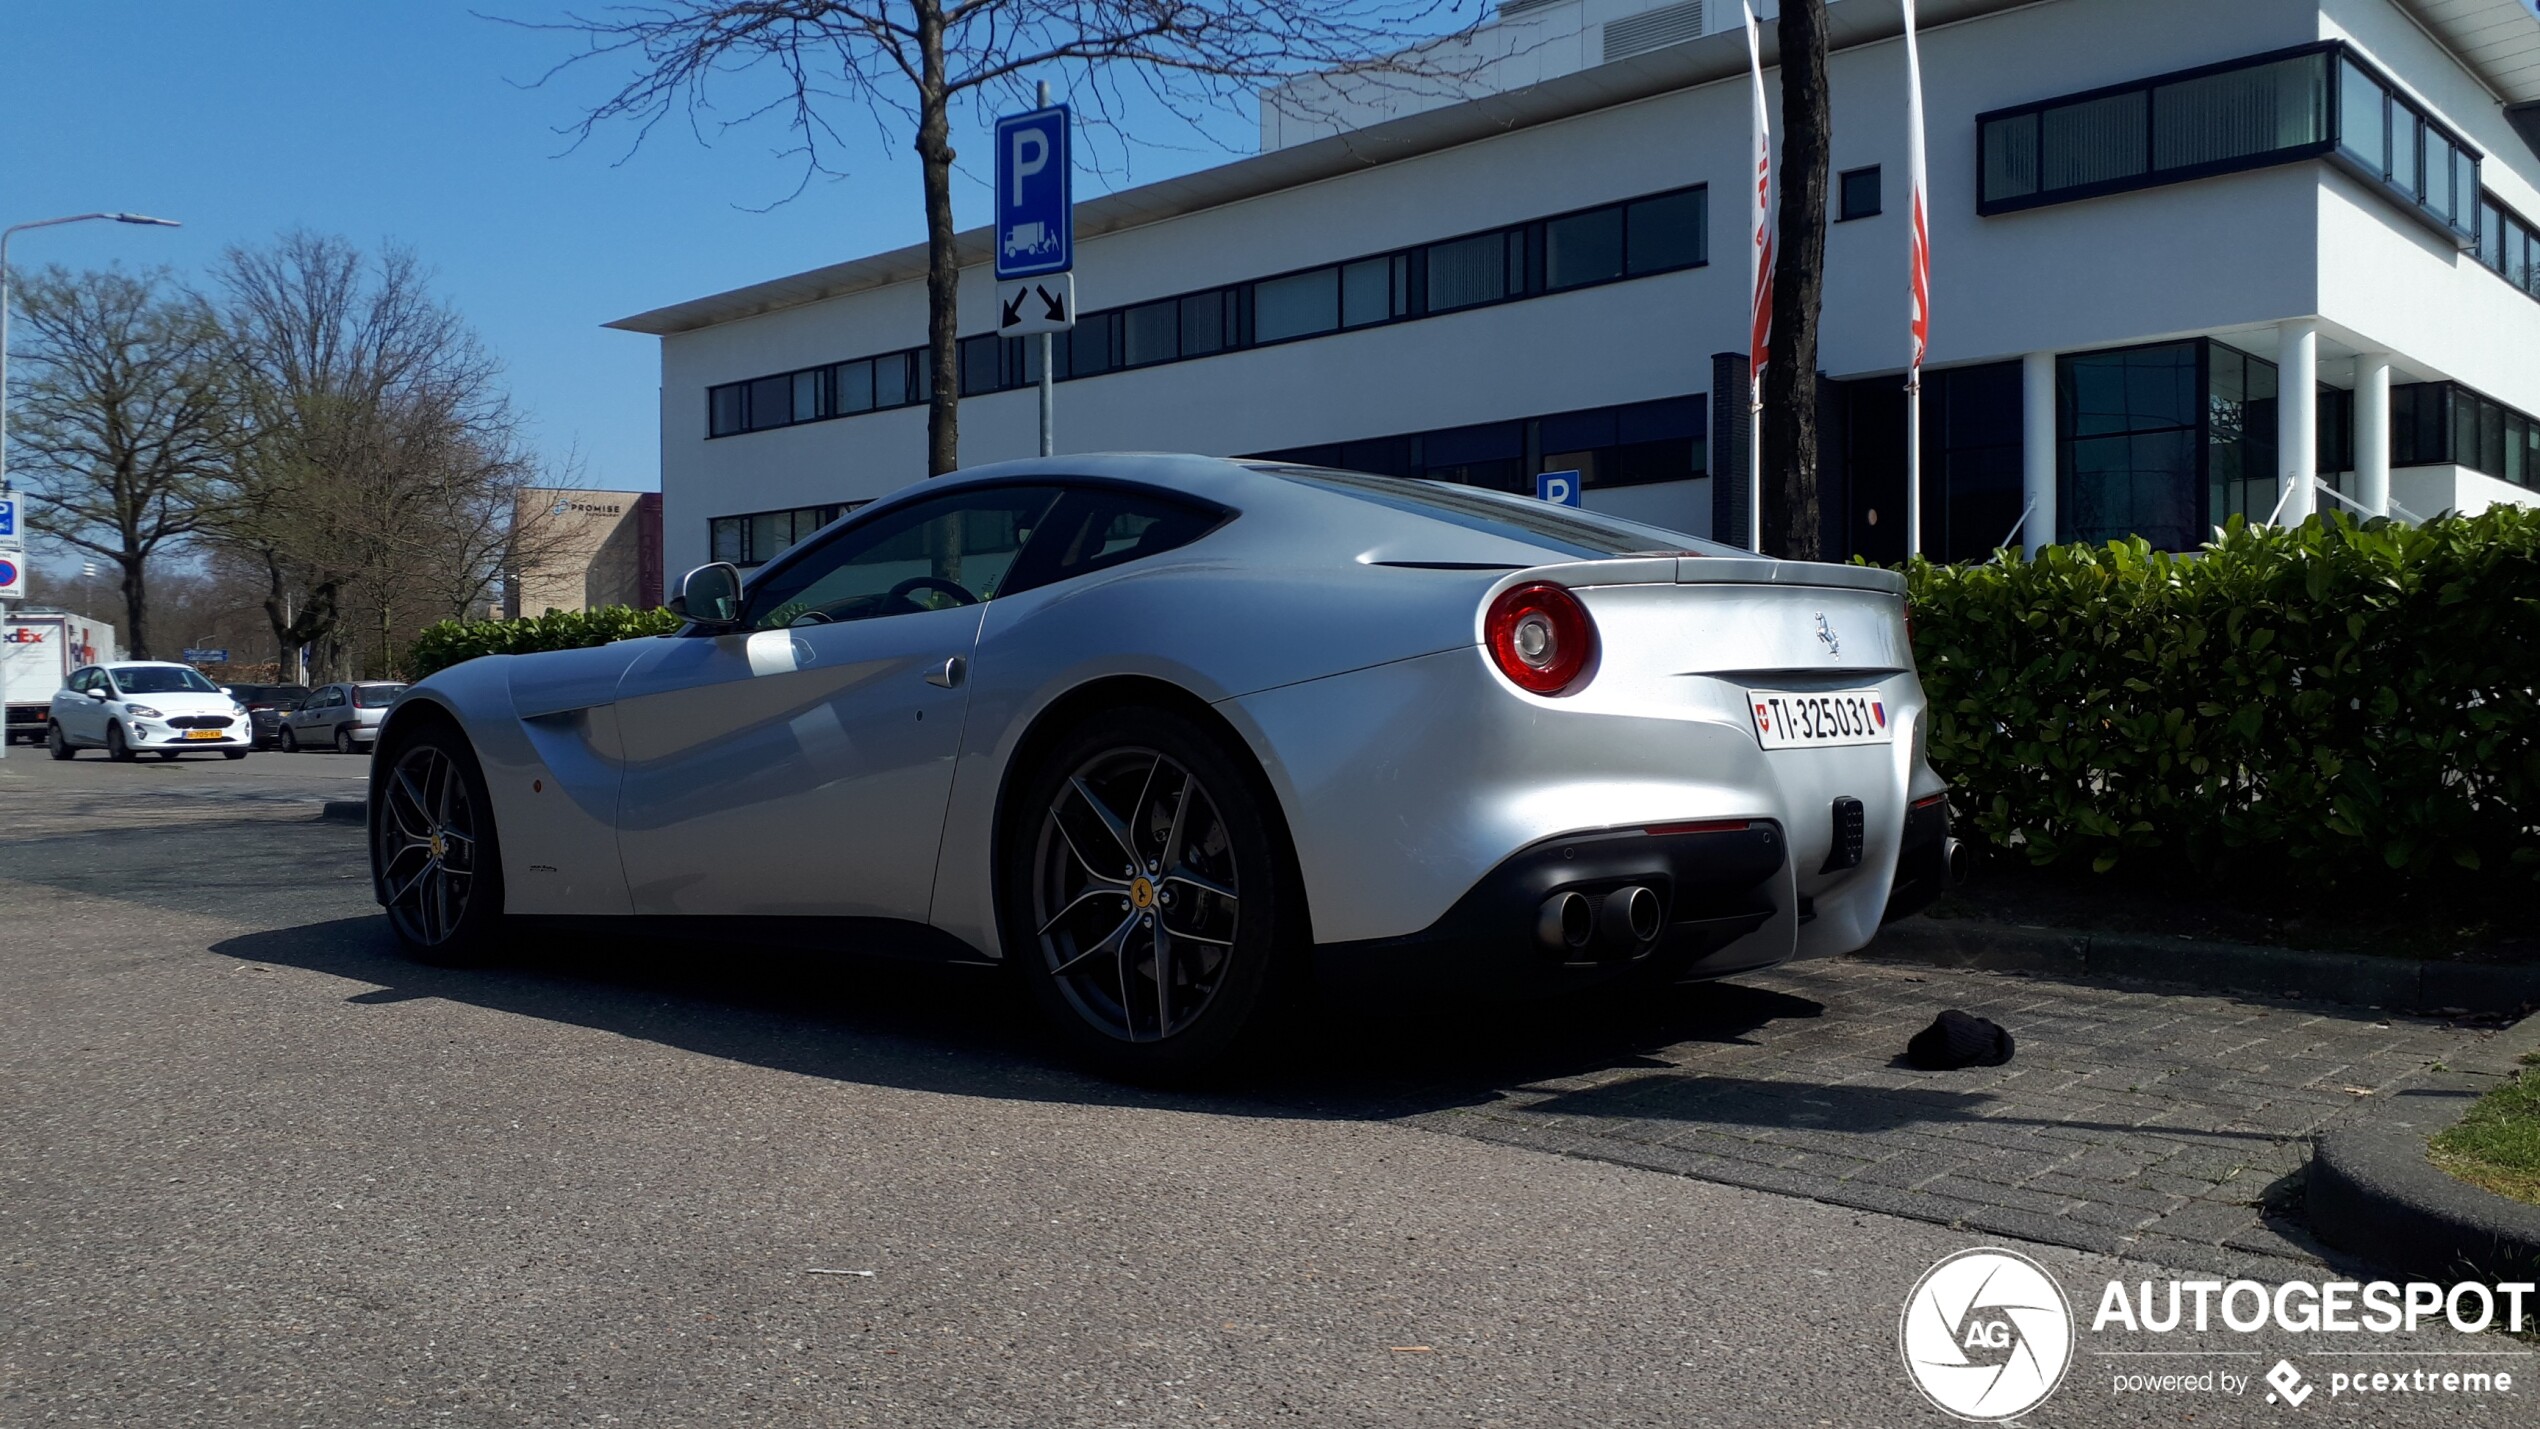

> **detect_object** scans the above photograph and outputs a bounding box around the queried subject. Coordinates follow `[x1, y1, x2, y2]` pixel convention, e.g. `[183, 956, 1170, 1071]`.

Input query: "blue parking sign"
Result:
[0, 496, 15, 539]
[1535, 470, 1582, 507]
[995, 105, 1072, 281]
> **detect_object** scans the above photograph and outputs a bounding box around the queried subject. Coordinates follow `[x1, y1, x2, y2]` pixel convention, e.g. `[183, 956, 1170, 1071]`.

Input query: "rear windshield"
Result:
[351, 684, 407, 708]
[111, 667, 221, 695]
[1251, 465, 1746, 559]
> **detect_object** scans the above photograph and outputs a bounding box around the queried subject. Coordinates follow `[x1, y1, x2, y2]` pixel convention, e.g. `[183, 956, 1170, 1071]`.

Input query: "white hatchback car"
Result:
[48, 661, 252, 761]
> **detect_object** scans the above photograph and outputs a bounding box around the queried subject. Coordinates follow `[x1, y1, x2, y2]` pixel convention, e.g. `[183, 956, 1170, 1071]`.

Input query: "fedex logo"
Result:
[3, 628, 45, 644]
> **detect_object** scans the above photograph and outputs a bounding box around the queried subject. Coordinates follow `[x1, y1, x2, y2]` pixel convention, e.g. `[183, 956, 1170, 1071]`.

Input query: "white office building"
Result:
[610, 0, 2540, 585]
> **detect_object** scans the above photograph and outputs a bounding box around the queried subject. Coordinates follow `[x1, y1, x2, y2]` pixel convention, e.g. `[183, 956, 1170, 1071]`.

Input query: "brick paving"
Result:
[1392, 957, 2495, 1276]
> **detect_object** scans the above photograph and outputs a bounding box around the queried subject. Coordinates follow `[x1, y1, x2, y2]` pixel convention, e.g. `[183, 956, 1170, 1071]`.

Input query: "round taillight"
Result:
[1485, 582, 1596, 695]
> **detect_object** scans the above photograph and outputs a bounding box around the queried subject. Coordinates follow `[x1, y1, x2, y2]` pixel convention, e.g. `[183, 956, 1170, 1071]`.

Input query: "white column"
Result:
[2353, 352, 2391, 518]
[2277, 319, 2318, 524]
[2021, 351, 2056, 557]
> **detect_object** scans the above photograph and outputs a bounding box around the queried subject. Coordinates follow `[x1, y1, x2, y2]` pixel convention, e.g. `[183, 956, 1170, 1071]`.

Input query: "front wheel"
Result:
[373, 725, 505, 965]
[279, 727, 299, 753]
[106, 725, 136, 763]
[47, 723, 75, 760]
[1002, 706, 1302, 1082]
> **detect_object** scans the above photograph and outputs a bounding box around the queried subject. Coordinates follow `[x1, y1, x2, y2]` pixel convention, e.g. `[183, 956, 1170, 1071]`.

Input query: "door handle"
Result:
[924, 655, 966, 689]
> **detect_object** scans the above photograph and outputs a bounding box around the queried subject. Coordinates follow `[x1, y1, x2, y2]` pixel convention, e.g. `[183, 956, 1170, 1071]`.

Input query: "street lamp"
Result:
[0, 212, 181, 762]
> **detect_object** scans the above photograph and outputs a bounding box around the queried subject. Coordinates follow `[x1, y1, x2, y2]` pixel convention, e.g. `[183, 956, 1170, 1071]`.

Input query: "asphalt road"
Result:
[1, 751, 2525, 1427]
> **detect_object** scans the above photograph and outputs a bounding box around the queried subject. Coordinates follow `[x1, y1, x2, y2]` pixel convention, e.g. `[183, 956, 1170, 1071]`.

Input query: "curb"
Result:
[1863, 915, 2540, 1018]
[2307, 1017, 2540, 1282]
[319, 800, 367, 824]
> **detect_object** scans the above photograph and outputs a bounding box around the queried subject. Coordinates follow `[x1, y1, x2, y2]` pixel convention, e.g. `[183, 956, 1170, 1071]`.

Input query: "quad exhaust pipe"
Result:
[1536, 885, 1662, 958]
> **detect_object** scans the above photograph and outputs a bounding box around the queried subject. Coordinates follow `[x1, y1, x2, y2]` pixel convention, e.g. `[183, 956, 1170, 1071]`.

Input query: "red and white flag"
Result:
[1744, 0, 1775, 380]
[1904, 0, 1931, 373]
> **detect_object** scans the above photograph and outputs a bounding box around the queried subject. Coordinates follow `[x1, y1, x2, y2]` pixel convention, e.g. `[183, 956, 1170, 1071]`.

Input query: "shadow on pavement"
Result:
[203, 911, 2037, 1135]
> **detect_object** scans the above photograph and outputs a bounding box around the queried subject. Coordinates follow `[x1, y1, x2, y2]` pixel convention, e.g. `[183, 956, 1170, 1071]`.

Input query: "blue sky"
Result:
[0, 4, 1258, 495]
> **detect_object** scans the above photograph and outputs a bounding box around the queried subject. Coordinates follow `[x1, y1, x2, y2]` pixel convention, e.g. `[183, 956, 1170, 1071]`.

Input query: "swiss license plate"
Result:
[1748, 689, 1893, 750]
[183, 729, 223, 740]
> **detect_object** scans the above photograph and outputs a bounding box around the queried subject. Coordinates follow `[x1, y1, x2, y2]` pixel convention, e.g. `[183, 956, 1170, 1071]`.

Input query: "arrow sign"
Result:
[997, 273, 1076, 336]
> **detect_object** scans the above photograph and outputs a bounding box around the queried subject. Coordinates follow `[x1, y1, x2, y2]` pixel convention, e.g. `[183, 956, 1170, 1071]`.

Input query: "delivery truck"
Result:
[3, 609, 120, 744]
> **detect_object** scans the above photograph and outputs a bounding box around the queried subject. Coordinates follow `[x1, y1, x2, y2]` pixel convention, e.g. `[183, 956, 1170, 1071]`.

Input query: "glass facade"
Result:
[706, 501, 869, 568]
[2061, 343, 2206, 551]
[2206, 343, 2279, 528]
[2389, 382, 2540, 489]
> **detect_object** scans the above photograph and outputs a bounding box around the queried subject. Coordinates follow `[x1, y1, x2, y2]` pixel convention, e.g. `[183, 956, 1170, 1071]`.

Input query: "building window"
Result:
[703, 183, 1708, 437]
[2059, 342, 2205, 552]
[1545, 207, 1624, 288]
[1253, 267, 1338, 342]
[2206, 344, 2280, 529]
[1424, 233, 1508, 311]
[1625, 189, 1706, 272]
[1976, 43, 2471, 243]
[706, 501, 865, 568]
[1838, 166, 1882, 221]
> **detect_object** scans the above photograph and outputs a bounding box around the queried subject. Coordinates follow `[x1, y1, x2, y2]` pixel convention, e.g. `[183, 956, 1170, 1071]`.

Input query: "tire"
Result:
[223, 749, 248, 761]
[336, 726, 355, 755]
[1000, 706, 1303, 1083]
[279, 727, 298, 753]
[106, 724, 136, 763]
[373, 722, 505, 966]
[47, 723, 74, 760]
[156, 750, 180, 761]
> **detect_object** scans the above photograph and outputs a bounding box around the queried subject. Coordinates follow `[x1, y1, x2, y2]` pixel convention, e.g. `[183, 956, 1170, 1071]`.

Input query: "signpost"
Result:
[997, 91, 1073, 457]
[181, 647, 227, 664]
[1534, 470, 1583, 507]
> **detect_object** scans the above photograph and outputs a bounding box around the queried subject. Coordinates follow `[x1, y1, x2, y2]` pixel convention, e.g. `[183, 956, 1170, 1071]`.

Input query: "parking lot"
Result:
[0, 752, 2516, 1426]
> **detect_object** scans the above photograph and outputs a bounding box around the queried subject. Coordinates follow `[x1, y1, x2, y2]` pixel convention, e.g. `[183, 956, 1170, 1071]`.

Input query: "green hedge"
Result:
[1909, 508, 2540, 888]
[407, 605, 685, 679]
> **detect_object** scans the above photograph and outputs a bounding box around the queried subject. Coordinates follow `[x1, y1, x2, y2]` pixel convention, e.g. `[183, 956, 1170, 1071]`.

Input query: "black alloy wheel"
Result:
[1006, 707, 1299, 1080]
[373, 727, 505, 964]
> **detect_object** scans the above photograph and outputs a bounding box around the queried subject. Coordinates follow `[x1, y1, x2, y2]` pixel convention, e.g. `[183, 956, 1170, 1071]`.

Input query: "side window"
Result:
[328, 687, 347, 707]
[68, 668, 95, 693]
[743, 485, 1064, 630]
[1003, 486, 1226, 597]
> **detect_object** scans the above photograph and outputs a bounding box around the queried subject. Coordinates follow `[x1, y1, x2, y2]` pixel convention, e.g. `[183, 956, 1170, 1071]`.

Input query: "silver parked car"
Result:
[367, 455, 1952, 1078]
[280, 681, 407, 754]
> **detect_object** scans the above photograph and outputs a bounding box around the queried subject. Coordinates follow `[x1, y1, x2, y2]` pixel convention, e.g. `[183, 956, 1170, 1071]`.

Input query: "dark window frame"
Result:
[1837, 165, 1883, 221]
[704, 185, 1707, 437]
[1974, 40, 2477, 247]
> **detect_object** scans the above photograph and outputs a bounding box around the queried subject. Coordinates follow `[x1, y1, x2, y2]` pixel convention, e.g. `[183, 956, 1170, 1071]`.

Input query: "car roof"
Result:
[102, 660, 200, 671]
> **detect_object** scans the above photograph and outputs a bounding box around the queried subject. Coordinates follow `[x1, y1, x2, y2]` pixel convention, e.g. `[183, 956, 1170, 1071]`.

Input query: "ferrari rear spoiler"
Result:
[1500, 555, 1906, 596]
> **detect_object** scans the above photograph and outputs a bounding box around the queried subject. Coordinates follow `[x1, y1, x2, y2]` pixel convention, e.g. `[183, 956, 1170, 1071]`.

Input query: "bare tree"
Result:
[1762, 0, 1829, 561]
[208, 232, 557, 680]
[7, 266, 235, 658]
[516, 0, 1488, 477]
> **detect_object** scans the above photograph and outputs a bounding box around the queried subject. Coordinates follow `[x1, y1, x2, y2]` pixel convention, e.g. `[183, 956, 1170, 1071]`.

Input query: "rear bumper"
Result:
[1312, 822, 1792, 992]
[1880, 794, 1954, 926]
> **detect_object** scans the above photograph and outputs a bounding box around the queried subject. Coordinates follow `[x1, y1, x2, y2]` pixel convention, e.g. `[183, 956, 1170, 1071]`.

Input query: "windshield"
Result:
[111, 667, 222, 696]
[254, 686, 311, 705]
[1252, 465, 1747, 559]
[351, 684, 407, 708]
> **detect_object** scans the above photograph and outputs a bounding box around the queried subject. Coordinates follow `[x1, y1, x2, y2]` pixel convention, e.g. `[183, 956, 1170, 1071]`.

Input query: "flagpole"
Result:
[1745, 1, 1771, 555]
[1904, 0, 1931, 561]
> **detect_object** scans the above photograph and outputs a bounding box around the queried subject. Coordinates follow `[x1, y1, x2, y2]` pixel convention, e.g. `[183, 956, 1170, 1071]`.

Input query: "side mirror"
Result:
[674, 562, 744, 631]
[88, 687, 111, 701]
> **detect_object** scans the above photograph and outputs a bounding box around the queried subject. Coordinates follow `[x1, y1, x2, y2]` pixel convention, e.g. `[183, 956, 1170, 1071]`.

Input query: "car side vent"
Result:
[1821, 796, 1866, 873]
[1603, 0, 1705, 63]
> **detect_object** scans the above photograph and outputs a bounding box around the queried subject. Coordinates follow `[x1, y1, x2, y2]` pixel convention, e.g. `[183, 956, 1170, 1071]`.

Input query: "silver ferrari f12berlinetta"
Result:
[369, 454, 1954, 1077]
